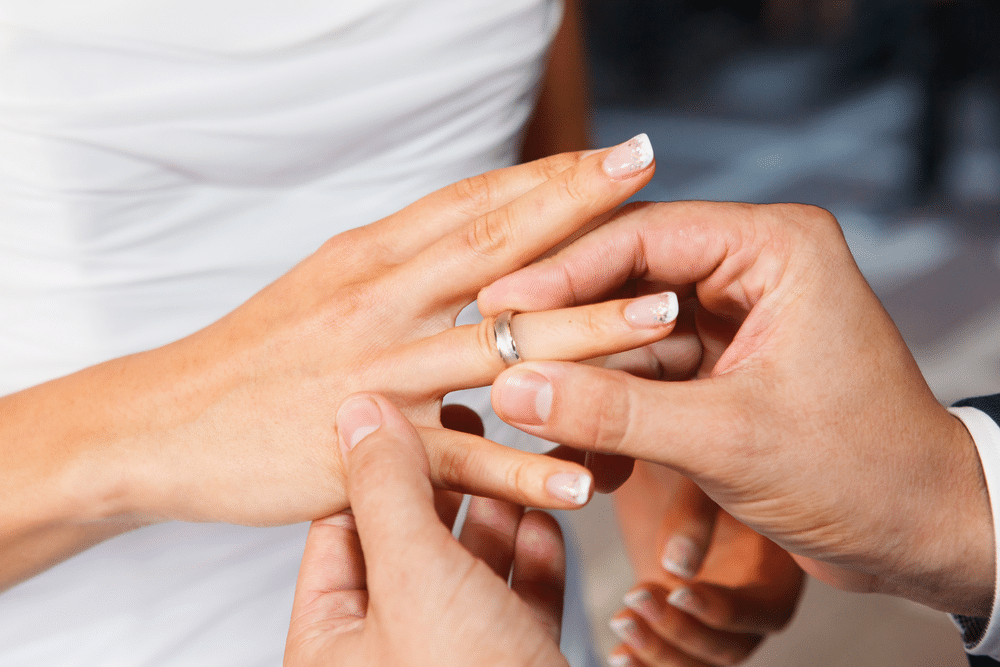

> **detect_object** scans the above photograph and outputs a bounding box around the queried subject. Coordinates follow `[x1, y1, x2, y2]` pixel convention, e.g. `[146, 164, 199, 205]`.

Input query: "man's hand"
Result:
[284, 393, 569, 667]
[481, 201, 994, 617]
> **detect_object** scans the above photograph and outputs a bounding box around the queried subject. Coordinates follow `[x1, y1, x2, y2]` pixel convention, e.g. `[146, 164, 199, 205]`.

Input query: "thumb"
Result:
[336, 393, 458, 597]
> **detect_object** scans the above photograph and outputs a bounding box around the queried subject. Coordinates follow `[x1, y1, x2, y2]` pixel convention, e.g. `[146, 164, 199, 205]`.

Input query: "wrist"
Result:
[879, 410, 994, 617]
[0, 359, 162, 533]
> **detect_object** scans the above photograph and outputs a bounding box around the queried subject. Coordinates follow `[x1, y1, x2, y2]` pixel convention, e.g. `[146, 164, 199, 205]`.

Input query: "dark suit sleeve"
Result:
[955, 394, 1000, 425]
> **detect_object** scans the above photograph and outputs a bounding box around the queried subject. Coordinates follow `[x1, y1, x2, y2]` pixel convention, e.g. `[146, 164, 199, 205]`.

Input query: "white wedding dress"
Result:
[0, 1, 598, 664]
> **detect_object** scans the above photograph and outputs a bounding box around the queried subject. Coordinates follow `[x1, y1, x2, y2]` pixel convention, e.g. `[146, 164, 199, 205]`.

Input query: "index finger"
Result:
[403, 134, 656, 307]
[477, 200, 838, 315]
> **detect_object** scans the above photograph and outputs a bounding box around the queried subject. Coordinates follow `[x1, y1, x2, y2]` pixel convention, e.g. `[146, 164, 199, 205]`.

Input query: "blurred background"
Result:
[570, 1, 1000, 665]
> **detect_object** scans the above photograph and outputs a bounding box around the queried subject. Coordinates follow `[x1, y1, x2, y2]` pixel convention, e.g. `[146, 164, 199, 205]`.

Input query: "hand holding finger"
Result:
[284, 393, 570, 667]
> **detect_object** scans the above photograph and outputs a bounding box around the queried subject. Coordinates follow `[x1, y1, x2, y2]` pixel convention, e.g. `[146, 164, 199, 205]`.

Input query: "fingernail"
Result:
[317, 511, 357, 531]
[607, 653, 635, 667]
[609, 616, 643, 648]
[625, 291, 678, 328]
[623, 587, 662, 622]
[661, 535, 702, 579]
[546, 472, 591, 505]
[496, 370, 552, 425]
[336, 395, 383, 457]
[667, 587, 706, 616]
[602, 133, 654, 180]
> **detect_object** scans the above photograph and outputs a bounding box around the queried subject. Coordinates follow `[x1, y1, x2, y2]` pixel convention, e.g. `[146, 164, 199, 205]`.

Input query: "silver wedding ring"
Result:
[493, 310, 521, 366]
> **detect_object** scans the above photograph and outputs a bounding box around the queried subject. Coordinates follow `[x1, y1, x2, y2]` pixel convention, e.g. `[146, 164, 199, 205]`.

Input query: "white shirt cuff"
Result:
[948, 406, 1000, 658]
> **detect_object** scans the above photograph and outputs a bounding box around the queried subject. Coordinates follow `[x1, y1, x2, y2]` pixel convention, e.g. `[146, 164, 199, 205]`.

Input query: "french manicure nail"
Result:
[607, 653, 634, 667]
[336, 395, 383, 457]
[667, 587, 706, 616]
[625, 291, 678, 328]
[496, 370, 552, 425]
[602, 133, 654, 180]
[661, 535, 702, 579]
[546, 472, 592, 505]
[623, 588, 661, 622]
[609, 617, 642, 647]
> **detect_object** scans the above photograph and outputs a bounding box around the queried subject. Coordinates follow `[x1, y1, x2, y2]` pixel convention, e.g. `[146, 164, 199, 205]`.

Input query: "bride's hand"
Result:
[30, 135, 668, 527]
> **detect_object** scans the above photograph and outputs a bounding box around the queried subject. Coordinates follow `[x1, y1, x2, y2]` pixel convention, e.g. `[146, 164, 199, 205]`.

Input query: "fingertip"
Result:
[544, 471, 592, 506]
[623, 291, 678, 330]
[339, 393, 433, 529]
[666, 586, 708, 617]
[518, 510, 566, 565]
[661, 534, 705, 580]
[336, 394, 384, 459]
[601, 133, 655, 182]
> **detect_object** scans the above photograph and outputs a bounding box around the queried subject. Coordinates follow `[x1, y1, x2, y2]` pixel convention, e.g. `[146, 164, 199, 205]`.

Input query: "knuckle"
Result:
[466, 208, 513, 258]
[532, 151, 578, 181]
[555, 168, 590, 208]
[503, 460, 532, 504]
[432, 439, 471, 489]
[583, 373, 633, 453]
[452, 172, 498, 217]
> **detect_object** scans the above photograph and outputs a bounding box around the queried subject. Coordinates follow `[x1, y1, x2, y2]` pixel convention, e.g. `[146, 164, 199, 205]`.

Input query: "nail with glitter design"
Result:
[603, 133, 654, 180]
[608, 653, 635, 667]
[623, 587, 662, 622]
[609, 616, 643, 648]
[546, 472, 592, 505]
[625, 291, 678, 328]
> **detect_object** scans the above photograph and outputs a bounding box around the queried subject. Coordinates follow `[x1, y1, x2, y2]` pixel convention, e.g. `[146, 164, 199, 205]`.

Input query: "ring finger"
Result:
[399, 291, 680, 396]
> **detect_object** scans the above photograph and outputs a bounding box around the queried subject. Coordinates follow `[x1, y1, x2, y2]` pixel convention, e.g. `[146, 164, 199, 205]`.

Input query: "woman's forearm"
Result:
[0, 354, 169, 590]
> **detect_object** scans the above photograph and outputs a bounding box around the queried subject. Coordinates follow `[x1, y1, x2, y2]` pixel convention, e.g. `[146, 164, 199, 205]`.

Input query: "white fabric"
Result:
[949, 406, 1000, 659]
[0, 2, 602, 665]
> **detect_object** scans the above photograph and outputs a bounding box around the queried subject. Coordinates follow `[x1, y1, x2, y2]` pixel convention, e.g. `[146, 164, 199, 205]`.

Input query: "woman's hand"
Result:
[283, 393, 568, 667]
[0, 136, 669, 588]
[483, 201, 993, 617]
[608, 462, 802, 667]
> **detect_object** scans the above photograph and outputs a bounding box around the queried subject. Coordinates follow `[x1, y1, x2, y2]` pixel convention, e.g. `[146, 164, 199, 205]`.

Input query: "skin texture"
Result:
[283, 393, 569, 667]
[484, 200, 994, 618]
[0, 144, 669, 592]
